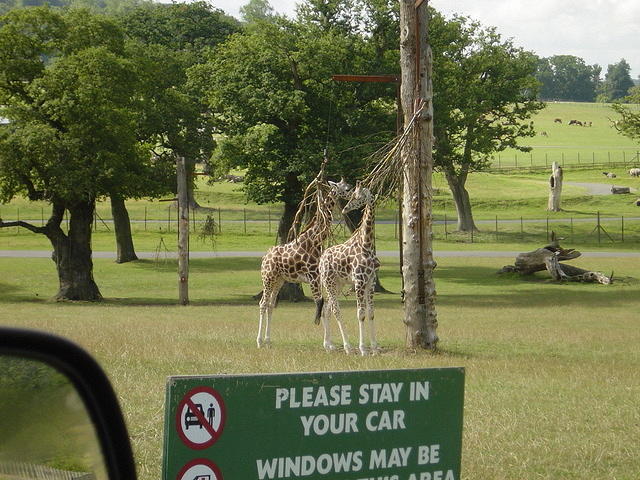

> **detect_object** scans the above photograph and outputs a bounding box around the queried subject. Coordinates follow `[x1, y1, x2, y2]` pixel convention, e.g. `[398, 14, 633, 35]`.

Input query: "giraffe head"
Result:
[328, 177, 352, 200]
[342, 181, 374, 214]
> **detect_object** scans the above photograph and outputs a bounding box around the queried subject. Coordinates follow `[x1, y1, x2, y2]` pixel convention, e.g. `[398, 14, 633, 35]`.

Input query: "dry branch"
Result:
[499, 232, 612, 284]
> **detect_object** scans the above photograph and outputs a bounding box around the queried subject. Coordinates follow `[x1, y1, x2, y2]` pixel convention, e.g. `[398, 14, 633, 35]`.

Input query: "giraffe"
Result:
[257, 178, 352, 348]
[319, 182, 380, 355]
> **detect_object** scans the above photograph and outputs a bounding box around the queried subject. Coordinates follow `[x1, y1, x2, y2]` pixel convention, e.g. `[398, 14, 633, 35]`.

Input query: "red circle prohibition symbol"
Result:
[176, 386, 226, 450]
[176, 458, 224, 480]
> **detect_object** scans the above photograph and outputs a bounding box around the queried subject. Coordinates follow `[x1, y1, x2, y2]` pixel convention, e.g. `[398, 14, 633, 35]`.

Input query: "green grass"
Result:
[497, 102, 640, 168]
[1, 256, 639, 480]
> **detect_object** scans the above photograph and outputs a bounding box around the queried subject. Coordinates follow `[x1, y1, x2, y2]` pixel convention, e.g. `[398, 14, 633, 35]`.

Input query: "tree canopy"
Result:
[611, 86, 640, 143]
[598, 59, 635, 102]
[430, 11, 544, 231]
[536, 55, 601, 102]
[0, 6, 175, 297]
[190, 8, 397, 239]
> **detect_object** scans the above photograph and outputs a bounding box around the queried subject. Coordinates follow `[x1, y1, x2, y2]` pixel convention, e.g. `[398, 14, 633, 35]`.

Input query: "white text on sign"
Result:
[275, 382, 429, 409]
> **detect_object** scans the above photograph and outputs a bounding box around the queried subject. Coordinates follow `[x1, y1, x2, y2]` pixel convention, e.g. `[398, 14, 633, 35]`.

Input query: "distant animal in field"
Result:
[629, 168, 640, 177]
[602, 172, 617, 178]
[635, 198, 640, 207]
[554, 118, 562, 123]
[568, 119, 583, 126]
[585, 121, 592, 127]
[540, 131, 548, 137]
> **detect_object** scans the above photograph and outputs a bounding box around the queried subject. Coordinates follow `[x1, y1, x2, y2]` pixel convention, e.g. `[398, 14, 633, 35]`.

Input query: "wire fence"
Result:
[489, 149, 640, 170]
[3, 205, 638, 247]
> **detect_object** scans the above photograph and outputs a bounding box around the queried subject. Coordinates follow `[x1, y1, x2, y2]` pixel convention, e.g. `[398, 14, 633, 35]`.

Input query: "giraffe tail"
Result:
[314, 297, 324, 325]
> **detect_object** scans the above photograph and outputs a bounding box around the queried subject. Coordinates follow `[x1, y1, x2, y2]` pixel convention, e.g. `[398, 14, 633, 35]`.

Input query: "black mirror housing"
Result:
[0, 327, 137, 480]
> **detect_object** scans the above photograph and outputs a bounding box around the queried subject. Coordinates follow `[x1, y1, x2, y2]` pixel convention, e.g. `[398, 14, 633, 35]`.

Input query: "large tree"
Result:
[191, 14, 394, 238]
[107, 1, 240, 262]
[430, 12, 544, 231]
[536, 55, 600, 102]
[598, 59, 635, 102]
[0, 7, 159, 299]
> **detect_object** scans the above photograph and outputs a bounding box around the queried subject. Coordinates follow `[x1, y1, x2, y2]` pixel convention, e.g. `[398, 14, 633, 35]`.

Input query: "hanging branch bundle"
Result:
[360, 103, 427, 201]
[286, 160, 334, 243]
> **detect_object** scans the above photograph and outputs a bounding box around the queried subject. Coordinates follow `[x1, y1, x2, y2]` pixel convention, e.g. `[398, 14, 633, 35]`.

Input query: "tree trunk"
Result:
[400, 0, 438, 349]
[499, 234, 612, 284]
[110, 194, 138, 263]
[446, 170, 477, 232]
[547, 161, 563, 211]
[49, 200, 102, 301]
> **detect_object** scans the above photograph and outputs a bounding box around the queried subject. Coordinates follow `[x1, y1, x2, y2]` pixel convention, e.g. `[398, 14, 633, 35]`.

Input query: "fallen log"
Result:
[498, 232, 612, 284]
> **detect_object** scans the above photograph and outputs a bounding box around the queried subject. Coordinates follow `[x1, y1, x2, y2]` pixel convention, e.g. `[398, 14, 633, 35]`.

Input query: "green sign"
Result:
[163, 368, 464, 480]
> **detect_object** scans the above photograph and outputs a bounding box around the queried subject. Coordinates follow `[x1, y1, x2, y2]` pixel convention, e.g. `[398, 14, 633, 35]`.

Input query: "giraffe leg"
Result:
[355, 281, 368, 356]
[328, 282, 351, 354]
[366, 284, 380, 354]
[258, 277, 283, 348]
[321, 298, 336, 352]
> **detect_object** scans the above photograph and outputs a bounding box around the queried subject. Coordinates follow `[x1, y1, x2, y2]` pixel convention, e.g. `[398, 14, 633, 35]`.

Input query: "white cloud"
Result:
[429, 0, 640, 77]
[211, 0, 639, 77]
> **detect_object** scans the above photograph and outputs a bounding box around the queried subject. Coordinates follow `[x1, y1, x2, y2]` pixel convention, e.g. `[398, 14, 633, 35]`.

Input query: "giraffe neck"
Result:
[357, 202, 375, 250]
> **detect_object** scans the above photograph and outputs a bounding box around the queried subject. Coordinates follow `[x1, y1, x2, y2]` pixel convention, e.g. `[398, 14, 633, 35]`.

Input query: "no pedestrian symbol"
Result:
[176, 386, 226, 450]
[177, 459, 223, 480]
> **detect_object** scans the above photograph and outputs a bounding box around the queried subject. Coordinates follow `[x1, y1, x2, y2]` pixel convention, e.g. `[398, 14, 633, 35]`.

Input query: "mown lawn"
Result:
[1, 255, 638, 480]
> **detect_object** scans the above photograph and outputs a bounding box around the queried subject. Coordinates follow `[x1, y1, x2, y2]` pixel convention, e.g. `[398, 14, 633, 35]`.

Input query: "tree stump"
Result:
[547, 162, 563, 211]
[499, 233, 612, 284]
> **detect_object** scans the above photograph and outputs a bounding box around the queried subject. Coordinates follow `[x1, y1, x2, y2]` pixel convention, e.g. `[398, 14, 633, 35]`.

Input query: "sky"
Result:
[209, 0, 640, 79]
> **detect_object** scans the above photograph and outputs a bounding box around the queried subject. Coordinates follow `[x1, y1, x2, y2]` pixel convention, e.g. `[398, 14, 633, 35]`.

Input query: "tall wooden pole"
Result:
[400, 0, 438, 349]
[177, 156, 189, 305]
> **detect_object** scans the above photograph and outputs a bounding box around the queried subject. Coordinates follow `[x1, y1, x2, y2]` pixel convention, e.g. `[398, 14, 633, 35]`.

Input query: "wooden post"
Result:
[400, 0, 437, 349]
[177, 156, 189, 305]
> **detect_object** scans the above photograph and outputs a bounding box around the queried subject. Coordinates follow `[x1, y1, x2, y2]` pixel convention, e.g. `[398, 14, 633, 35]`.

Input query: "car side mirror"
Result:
[0, 327, 136, 480]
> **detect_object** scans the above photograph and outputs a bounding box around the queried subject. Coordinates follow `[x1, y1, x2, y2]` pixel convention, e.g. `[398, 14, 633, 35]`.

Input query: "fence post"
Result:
[530, 153, 533, 166]
[42, 207, 45, 226]
[621, 215, 624, 242]
[597, 211, 601, 245]
[562, 152, 565, 167]
[470, 227, 473, 244]
[577, 152, 580, 164]
[144, 206, 147, 231]
[546, 216, 549, 242]
[16, 208, 19, 235]
[268, 207, 271, 235]
[444, 213, 448, 240]
[520, 216, 523, 239]
[570, 217, 574, 241]
[498, 155, 501, 168]
[168, 205, 171, 233]
[243, 208, 247, 235]
[592, 151, 595, 165]
[515, 154, 518, 168]
[218, 208, 222, 234]
[545, 153, 548, 167]
[623, 151, 626, 164]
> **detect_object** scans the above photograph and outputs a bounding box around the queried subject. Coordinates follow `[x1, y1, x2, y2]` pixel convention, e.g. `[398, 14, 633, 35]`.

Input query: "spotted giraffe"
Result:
[319, 182, 380, 355]
[257, 179, 352, 348]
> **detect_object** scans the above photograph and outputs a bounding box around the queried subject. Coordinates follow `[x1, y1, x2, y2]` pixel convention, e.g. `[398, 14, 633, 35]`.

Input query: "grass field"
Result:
[1, 256, 639, 480]
[497, 102, 640, 168]
[1, 101, 640, 479]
